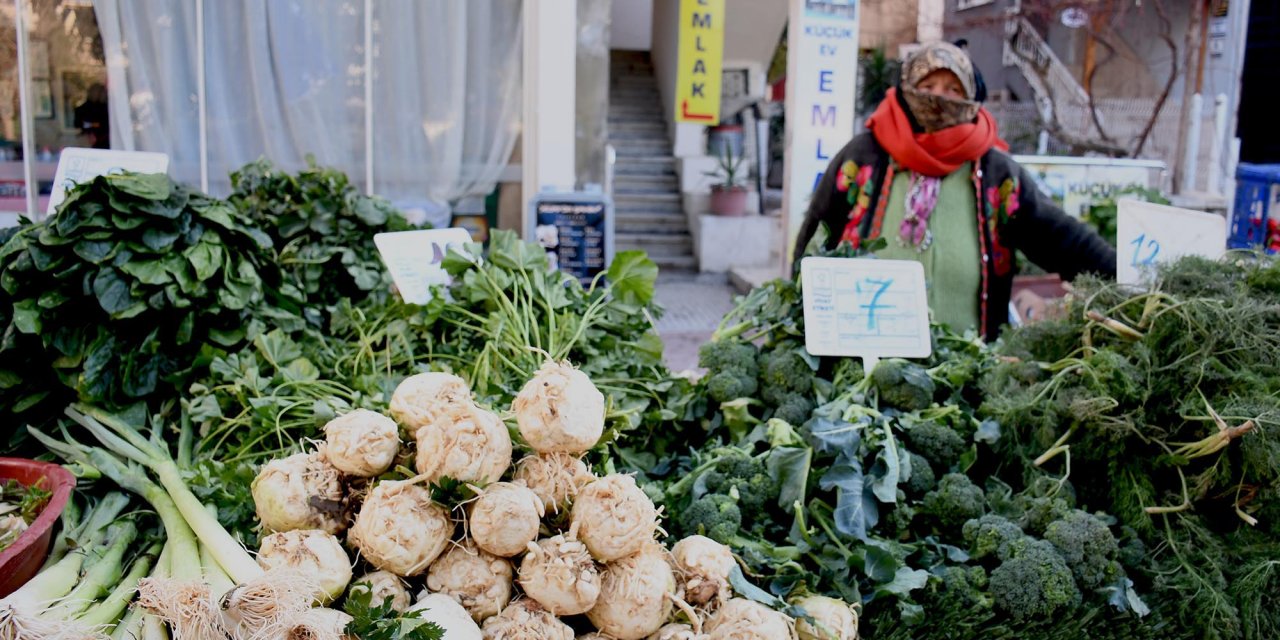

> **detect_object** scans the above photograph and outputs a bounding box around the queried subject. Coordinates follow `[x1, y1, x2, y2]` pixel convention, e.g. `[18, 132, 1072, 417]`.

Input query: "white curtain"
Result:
[94, 0, 522, 226]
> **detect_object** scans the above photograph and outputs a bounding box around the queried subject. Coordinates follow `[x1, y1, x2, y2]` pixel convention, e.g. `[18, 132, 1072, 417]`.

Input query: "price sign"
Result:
[801, 257, 932, 360]
[374, 228, 474, 305]
[1117, 200, 1227, 285]
[48, 148, 170, 216]
[528, 191, 613, 285]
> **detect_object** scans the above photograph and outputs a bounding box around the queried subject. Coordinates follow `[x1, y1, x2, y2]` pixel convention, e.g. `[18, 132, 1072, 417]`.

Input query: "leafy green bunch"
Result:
[0, 173, 281, 435]
[229, 158, 412, 317]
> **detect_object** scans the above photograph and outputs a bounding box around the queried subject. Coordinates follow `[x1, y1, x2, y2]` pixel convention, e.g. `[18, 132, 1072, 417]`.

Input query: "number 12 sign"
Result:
[801, 257, 933, 359]
[1116, 200, 1227, 286]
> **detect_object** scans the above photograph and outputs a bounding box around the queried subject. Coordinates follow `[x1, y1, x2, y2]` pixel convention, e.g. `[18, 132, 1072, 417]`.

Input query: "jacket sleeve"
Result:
[792, 141, 858, 263]
[1005, 163, 1117, 280]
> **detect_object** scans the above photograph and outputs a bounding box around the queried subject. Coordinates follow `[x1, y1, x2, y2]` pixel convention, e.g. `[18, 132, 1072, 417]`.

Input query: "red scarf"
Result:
[866, 88, 1006, 177]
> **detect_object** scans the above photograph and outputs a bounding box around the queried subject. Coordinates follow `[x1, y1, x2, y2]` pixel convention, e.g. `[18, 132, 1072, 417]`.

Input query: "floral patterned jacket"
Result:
[793, 133, 1117, 341]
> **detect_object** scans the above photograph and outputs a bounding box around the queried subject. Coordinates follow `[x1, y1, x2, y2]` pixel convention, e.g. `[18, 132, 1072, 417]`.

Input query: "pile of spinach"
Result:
[0, 173, 282, 437]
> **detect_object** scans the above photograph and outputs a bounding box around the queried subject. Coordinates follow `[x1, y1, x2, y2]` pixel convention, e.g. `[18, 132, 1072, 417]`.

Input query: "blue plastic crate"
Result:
[1231, 163, 1280, 250]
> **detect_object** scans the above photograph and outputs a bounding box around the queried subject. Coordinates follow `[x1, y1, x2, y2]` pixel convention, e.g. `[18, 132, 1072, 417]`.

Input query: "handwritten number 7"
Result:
[1129, 234, 1160, 267]
[861, 277, 894, 330]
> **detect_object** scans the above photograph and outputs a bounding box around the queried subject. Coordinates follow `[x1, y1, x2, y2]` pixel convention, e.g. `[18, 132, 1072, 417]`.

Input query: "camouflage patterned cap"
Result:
[902, 41, 976, 101]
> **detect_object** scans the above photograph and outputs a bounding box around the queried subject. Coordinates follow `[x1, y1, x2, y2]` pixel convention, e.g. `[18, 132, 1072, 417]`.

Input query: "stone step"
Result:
[615, 191, 681, 205]
[609, 104, 664, 115]
[616, 145, 675, 158]
[615, 162, 676, 177]
[611, 65, 655, 77]
[615, 177, 679, 193]
[616, 212, 689, 233]
[609, 130, 667, 143]
[616, 232, 694, 257]
[649, 254, 699, 271]
[611, 80, 658, 91]
[616, 202, 682, 215]
[610, 119, 666, 131]
[610, 89, 661, 101]
[609, 116, 666, 127]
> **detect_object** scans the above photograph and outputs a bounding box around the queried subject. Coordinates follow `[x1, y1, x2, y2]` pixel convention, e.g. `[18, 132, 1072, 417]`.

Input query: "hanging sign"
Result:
[674, 0, 725, 124]
[801, 257, 932, 360]
[782, 0, 860, 262]
[374, 228, 474, 305]
[529, 191, 614, 285]
[1116, 200, 1227, 286]
[48, 147, 169, 216]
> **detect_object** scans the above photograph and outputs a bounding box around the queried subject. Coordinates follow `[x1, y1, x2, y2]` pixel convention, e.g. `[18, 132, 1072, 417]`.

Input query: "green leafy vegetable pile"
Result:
[629, 252, 1280, 640]
[0, 173, 279, 434]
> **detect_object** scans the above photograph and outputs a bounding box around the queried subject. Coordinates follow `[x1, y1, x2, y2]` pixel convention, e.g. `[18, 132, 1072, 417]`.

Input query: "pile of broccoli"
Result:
[699, 340, 759, 403]
[676, 449, 779, 547]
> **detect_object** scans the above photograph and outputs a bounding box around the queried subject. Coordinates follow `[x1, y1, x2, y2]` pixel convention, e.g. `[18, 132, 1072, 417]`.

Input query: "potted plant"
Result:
[705, 148, 749, 217]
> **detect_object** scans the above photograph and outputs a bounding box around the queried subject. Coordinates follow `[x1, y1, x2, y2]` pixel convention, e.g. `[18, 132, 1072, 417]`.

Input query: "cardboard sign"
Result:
[374, 228, 474, 305]
[674, 0, 725, 124]
[801, 257, 932, 359]
[530, 193, 613, 285]
[48, 148, 169, 216]
[1116, 199, 1227, 285]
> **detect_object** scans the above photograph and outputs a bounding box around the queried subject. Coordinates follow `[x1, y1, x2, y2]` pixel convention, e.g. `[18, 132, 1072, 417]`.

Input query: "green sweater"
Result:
[878, 163, 982, 331]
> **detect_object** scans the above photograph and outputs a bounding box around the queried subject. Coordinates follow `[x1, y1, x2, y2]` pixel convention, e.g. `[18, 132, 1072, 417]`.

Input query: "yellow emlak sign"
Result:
[674, 0, 725, 125]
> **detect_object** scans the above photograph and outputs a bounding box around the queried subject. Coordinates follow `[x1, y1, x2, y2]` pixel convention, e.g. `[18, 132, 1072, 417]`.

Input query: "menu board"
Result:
[531, 194, 612, 284]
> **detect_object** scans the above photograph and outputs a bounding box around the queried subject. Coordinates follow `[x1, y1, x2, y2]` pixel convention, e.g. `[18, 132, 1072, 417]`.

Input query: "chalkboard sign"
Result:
[528, 191, 614, 284]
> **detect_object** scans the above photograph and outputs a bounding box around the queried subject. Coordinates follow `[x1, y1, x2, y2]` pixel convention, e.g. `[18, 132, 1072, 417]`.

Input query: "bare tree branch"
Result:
[1131, 0, 1179, 157]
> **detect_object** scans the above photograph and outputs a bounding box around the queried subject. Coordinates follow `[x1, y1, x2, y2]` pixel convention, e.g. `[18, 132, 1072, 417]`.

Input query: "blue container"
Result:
[1231, 163, 1280, 250]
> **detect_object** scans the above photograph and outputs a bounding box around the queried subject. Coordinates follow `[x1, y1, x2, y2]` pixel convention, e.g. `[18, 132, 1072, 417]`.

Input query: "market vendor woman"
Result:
[793, 42, 1116, 340]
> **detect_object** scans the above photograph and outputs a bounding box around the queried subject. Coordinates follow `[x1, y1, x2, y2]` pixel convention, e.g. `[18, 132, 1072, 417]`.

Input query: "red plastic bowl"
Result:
[0, 458, 75, 598]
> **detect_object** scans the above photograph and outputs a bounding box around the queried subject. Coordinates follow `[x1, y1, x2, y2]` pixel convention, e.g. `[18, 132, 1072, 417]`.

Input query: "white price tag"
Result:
[801, 257, 933, 359]
[48, 148, 170, 216]
[1116, 200, 1227, 286]
[374, 228, 474, 305]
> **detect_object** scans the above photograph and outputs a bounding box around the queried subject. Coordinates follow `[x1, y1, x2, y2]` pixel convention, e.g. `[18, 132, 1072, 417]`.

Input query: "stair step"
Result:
[617, 203, 683, 215]
[648, 254, 698, 271]
[615, 191, 681, 204]
[610, 88, 661, 99]
[616, 232, 694, 256]
[616, 212, 689, 233]
[609, 130, 667, 143]
[616, 164, 676, 177]
[615, 178, 679, 193]
[616, 146, 675, 158]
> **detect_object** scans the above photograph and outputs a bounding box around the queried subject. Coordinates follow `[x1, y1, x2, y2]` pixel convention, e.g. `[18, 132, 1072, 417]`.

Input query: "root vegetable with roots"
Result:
[349, 478, 453, 576]
[256, 529, 353, 604]
[410, 593, 483, 639]
[572, 474, 660, 562]
[350, 570, 412, 613]
[390, 372, 472, 436]
[513, 360, 606, 454]
[651, 623, 711, 640]
[512, 453, 596, 514]
[518, 532, 601, 616]
[479, 598, 574, 640]
[415, 403, 513, 485]
[586, 542, 677, 640]
[322, 409, 401, 477]
[791, 594, 858, 640]
[251, 451, 348, 535]
[469, 482, 545, 558]
[704, 598, 795, 640]
[671, 536, 734, 609]
[426, 540, 514, 622]
[276, 607, 352, 640]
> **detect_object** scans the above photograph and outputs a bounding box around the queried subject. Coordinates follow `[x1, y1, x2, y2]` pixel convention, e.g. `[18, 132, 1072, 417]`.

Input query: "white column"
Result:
[1181, 93, 1203, 194]
[917, 0, 945, 44]
[14, 0, 37, 218]
[1207, 93, 1228, 197]
[522, 0, 578, 235]
[196, 0, 208, 193]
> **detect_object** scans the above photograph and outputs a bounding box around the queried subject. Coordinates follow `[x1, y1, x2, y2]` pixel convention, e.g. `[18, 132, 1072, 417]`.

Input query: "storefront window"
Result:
[2, 0, 107, 218]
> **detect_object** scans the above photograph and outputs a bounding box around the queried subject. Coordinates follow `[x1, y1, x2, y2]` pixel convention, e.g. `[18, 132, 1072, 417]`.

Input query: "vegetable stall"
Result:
[0, 164, 1276, 640]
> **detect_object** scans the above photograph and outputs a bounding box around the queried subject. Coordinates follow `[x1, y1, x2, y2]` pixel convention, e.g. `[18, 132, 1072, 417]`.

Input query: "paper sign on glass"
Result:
[48, 148, 170, 216]
[374, 228, 474, 305]
[801, 257, 932, 359]
[1116, 199, 1227, 286]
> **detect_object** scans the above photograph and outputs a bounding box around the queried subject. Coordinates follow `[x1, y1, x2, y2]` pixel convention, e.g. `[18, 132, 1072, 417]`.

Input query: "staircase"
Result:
[609, 52, 696, 271]
[1002, 16, 1105, 142]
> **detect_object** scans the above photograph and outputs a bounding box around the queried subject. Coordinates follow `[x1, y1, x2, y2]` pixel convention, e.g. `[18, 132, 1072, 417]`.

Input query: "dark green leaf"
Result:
[142, 227, 182, 252]
[876, 567, 930, 598]
[107, 172, 171, 201]
[73, 240, 116, 264]
[766, 446, 812, 511]
[862, 544, 899, 583]
[12, 300, 41, 334]
[120, 260, 172, 286]
[92, 268, 136, 315]
[819, 458, 879, 541]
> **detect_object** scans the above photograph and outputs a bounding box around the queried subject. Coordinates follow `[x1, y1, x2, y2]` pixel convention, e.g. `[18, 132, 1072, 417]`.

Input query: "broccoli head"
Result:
[1043, 510, 1122, 589]
[989, 537, 1081, 623]
[963, 514, 1024, 561]
[884, 491, 916, 539]
[1013, 493, 1073, 536]
[923, 473, 985, 532]
[759, 349, 813, 400]
[701, 341, 761, 403]
[707, 370, 759, 403]
[703, 453, 778, 514]
[905, 452, 936, 495]
[870, 359, 936, 412]
[905, 420, 968, 469]
[929, 565, 993, 611]
[769, 395, 815, 426]
[679, 493, 742, 544]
